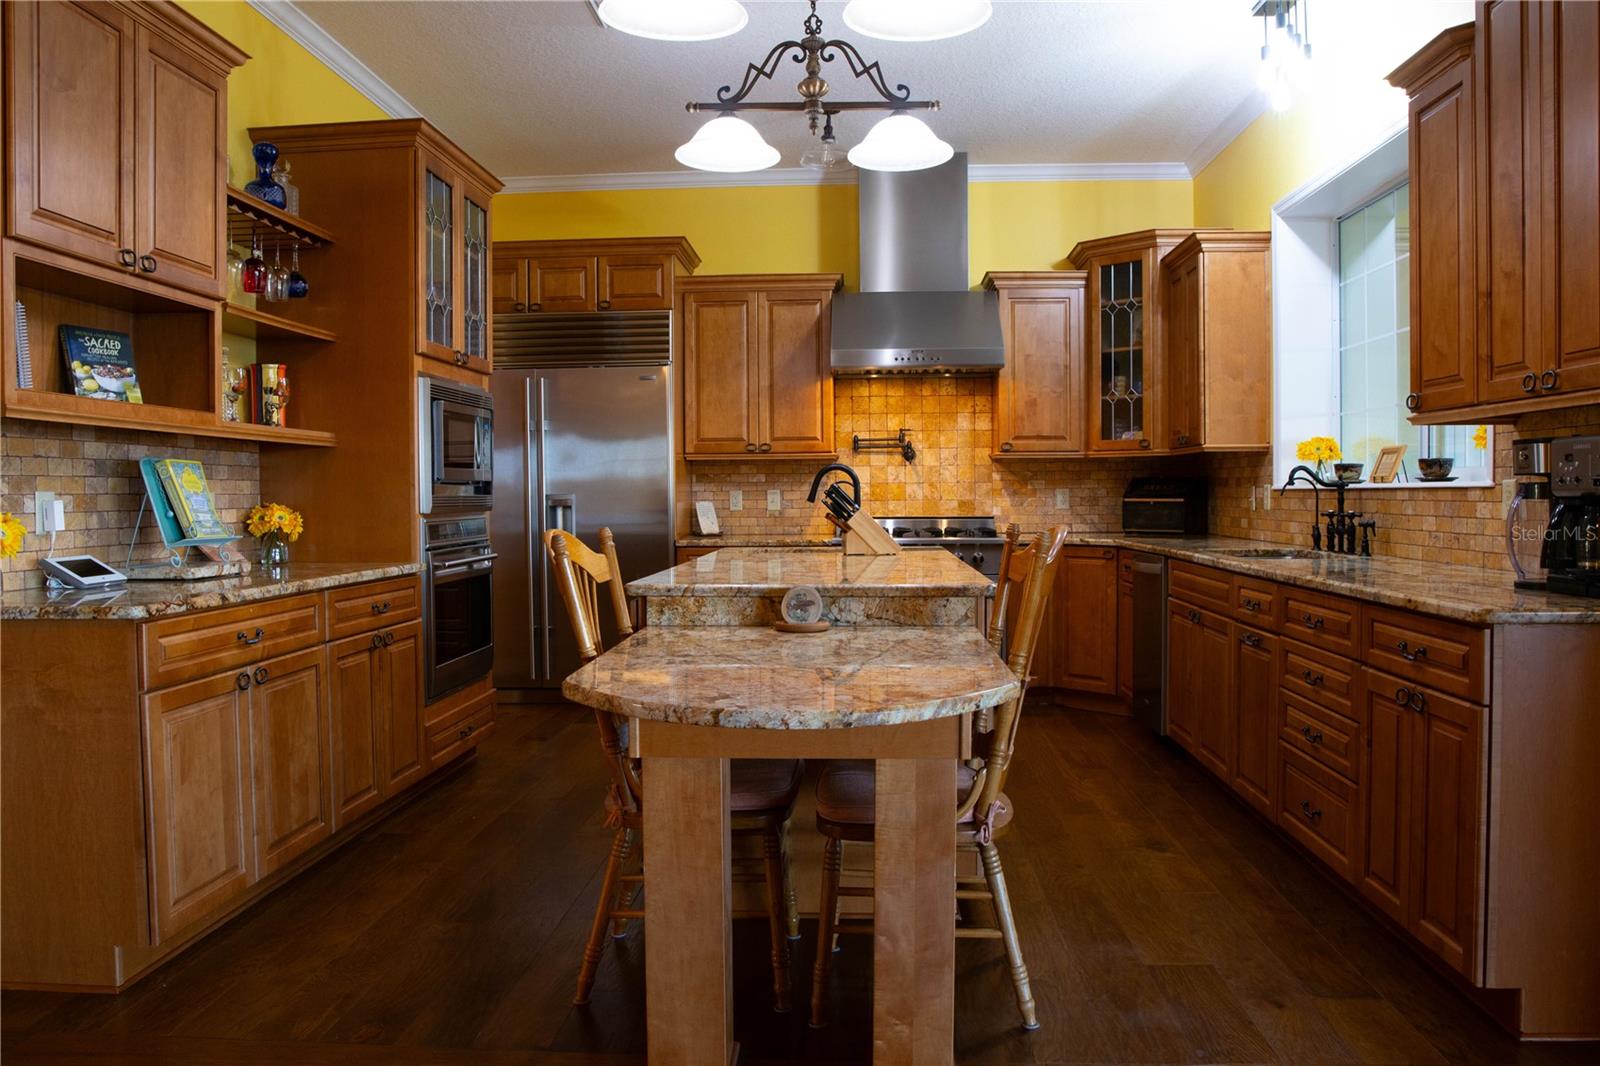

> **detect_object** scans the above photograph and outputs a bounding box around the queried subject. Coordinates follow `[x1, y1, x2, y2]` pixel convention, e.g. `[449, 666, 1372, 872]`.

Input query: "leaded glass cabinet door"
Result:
[417, 151, 459, 364]
[1090, 254, 1153, 452]
[462, 184, 492, 371]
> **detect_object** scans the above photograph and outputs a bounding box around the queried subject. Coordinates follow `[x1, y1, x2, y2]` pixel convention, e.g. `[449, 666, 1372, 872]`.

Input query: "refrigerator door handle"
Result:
[535, 376, 551, 683]
[546, 493, 576, 537]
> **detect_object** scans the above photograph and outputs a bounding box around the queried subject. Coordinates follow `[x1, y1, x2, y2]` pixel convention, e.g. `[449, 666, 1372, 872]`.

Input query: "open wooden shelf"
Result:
[222, 302, 336, 343]
[226, 187, 335, 249]
[0, 389, 335, 447]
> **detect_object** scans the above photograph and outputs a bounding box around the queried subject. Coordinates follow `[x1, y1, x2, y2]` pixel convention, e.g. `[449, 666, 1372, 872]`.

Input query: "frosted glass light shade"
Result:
[674, 116, 780, 172]
[842, 0, 991, 42]
[599, 0, 748, 42]
[847, 114, 954, 172]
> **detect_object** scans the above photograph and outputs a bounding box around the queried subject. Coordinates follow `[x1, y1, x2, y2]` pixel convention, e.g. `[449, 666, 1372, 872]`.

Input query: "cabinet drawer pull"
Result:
[1405, 392, 1420, 412]
[1240, 596, 1261, 612]
[1301, 668, 1325, 687]
[1394, 685, 1426, 712]
[1522, 372, 1539, 394]
[253, 666, 269, 685]
[118, 248, 137, 268]
[458, 723, 476, 739]
[138, 254, 157, 273]
[1241, 632, 1262, 648]
[1299, 799, 1323, 822]
[371, 633, 384, 650]
[382, 630, 395, 646]
[1395, 639, 1427, 662]
[1300, 725, 1324, 745]
[1000, 441, 1014, 452]
[1541, 369, 1559, 391]
[236, 671, 252, 691]
[1187, 609, 1201, 624]
[237, 627, 265, 646]
[372, 600, 392, 614]
[1300, 612, 1324, 630]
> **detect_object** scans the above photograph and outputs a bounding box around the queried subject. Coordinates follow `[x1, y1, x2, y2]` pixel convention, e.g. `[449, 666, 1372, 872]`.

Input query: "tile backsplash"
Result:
[0, 418, 260, 591]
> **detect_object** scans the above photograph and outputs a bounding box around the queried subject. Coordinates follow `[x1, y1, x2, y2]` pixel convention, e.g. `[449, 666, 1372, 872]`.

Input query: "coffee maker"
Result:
[1507, 438, 1552, 588]
[1542, 435, 1600, 597]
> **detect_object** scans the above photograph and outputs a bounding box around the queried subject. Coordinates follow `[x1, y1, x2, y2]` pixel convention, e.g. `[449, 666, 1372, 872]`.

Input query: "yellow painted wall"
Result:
[494, 179, 1193, 288]
[176, 0, 388, 187]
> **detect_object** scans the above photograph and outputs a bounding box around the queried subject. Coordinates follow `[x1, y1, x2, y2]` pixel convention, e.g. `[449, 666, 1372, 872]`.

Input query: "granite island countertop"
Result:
[562, 624, 1019, 729]
[677, 534, 841, 549]
[0, 562, 420, 621]
[627, 546, 994, 600]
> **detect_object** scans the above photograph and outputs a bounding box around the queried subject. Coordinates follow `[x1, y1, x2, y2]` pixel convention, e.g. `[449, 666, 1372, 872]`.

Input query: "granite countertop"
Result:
[1057, 534, 1600, 626]
[0, 562, 420, 621]
[627, 546, 994, 599]
[562, 624, 1019, 729]
[678, 534, 841, 548]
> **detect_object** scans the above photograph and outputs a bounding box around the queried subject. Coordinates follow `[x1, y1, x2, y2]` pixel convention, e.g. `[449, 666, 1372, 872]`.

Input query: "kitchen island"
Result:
[567, 547, 1013, 1066]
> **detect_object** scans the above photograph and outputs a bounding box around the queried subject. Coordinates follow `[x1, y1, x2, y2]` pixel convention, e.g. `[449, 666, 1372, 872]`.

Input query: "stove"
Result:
[876, 515, 1006, 579]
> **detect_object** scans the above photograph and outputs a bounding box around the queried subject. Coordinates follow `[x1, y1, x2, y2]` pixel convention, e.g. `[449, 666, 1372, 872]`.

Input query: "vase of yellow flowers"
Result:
[1295, 436, 1342, 481]
[246, 502, 304, 570]
[0, 511, 25, 563]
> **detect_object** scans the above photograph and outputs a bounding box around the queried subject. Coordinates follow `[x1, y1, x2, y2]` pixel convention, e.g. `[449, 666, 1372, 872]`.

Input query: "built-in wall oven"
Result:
[419, 376, 493, 513]
[423, 516, 496, 701]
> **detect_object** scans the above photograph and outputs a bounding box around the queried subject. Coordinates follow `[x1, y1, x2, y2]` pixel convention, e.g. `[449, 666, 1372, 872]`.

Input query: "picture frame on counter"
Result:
[1371, 444, 1407, 484]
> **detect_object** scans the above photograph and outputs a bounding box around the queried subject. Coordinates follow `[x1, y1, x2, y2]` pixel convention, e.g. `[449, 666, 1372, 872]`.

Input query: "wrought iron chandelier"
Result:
[674, 0, 955, 173]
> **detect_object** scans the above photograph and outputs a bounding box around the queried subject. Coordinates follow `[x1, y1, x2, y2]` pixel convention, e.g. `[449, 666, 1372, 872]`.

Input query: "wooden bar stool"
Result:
[545, 529, 803, 1011]
[808, 524, 1067, 1031]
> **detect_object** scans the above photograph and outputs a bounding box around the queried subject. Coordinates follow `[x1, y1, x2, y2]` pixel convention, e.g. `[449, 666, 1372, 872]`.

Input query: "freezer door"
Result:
[539, 364, 673, 686]
[489, 372, 541, 690]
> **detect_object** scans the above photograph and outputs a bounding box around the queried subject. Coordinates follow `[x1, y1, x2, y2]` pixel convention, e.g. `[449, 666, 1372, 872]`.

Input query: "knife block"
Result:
[842, 509, 901, 556]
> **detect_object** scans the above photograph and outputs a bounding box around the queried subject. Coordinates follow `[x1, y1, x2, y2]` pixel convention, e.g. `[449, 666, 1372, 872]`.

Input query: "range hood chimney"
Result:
[831, 153, 1004, 375]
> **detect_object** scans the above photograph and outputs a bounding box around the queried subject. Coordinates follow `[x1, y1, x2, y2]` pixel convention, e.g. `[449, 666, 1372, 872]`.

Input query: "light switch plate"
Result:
[1262, 485, 1272, 511]
[1054, 488, 1070, 508]
[1249, 486, 1257, 511]
[729, 489, 743, 511]
[766, 488, 782, 512]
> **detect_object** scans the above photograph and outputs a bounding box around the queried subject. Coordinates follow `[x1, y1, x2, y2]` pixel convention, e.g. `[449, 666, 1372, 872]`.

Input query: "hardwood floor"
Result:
[4, 703, 1597, 1065]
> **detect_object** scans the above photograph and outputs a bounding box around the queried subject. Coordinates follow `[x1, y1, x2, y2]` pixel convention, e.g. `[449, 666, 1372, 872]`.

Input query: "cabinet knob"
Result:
[1301, 668, 1324, 687]
[758, 442, 772, 453]
[1299, 799, 1323, 822]
[1187, 608, 1201, 624]
[512, 302, 526, 312]
[236, 627, 264, 646]
[1395, 639, 1427, 662]
[1139, 438, 1151, 449]
[1300, 725, 1323, 745]
[529, 302, 541, 312]
[1522, 372, 1539, 394]
[1000, 441, 1014, 452]
[1394, 685, 1427, 712]
[1541, 369, 1559, 391]
[597, 299, 611, 310]
[1300, 612, 1324, 630]
[138, 254, 157, 274]
[1405, 393, 1420, 412]
[371, 633, 384, 650]
[1241, 632, 1262, 648]
[383, 630, 395, 646]
[253, 666, 269, 685]
[235, 672, 252, 690]
[118, 248, 137, 269]
[745, 443, 758, 452]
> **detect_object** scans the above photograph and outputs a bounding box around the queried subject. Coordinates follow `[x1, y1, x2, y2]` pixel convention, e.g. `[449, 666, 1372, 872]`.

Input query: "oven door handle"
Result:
[432, 552, 498, 580]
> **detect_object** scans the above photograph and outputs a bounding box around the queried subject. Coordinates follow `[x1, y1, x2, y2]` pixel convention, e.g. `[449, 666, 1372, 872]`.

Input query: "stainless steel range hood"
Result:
[831, 153, 1004, 375]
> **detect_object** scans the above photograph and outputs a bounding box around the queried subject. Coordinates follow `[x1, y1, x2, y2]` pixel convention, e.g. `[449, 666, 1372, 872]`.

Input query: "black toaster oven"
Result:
[1122, 477, 1208, 535]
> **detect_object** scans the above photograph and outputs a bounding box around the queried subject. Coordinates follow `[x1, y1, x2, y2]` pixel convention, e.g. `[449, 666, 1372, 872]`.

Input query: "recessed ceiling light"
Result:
[674, 116, 780, 172]
[842, 0, 992, 42]
[598, 0, 747, 42]
[847, 114, 954, 172]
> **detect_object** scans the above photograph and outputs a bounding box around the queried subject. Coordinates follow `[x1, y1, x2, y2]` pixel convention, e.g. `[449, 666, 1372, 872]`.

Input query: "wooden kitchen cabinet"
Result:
[1159, 232, 1272, 451]
[246, 647, 332, 878]
[417, 147, 494, 371]
[1190, 607, 1234, 779]
[1229, 623, 1278, 817]
[493, 238, 700, 314]
[1165, 598, 1202, 750]
[983, 272, 1086, 457]
[1052, 547, 1119, 694]
[143, 668, 254, 944]
[5, 1, 242, 297]
[378, 620, 427, 795]
[680, 274, 842, 460]
[328, 619, 426, 829]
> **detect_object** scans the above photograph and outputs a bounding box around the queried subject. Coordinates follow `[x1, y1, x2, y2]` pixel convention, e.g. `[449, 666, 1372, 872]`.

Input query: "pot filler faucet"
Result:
[1280, 465, 1376, 557]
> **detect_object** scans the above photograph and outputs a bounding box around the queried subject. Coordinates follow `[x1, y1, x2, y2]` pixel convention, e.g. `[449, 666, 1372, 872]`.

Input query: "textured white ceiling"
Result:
[293, 0, 1472, 181]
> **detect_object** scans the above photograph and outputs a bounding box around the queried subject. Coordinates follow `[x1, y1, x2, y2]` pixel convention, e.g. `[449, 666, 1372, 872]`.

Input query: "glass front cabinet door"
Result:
[1071, 231, 1190, 454]
[416, 151, 495, 371]
[461, 186, 492, 371]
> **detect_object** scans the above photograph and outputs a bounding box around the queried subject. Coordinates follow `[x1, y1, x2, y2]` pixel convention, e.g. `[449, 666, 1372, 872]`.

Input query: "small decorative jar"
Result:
[244, 141, 286, 208]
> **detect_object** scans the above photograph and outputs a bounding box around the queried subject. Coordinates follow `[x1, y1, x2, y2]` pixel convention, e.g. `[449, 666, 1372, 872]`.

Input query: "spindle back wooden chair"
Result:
[545, 529, 804, 1012]
[810, 525, 1069, 1031]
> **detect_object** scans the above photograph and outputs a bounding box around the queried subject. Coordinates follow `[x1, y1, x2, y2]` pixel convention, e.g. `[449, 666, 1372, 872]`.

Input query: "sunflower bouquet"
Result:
[1294, 436, 1342, 479]
[0, 512, 25, 561]
[246, 502, 304, 565]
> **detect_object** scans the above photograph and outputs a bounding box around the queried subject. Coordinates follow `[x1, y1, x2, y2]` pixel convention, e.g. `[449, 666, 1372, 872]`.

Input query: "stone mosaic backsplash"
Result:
[0, 418, 260, 591]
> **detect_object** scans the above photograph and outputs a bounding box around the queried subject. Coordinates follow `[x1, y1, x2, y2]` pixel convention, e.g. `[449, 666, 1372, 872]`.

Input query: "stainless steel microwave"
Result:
[419, 375, 492, 513]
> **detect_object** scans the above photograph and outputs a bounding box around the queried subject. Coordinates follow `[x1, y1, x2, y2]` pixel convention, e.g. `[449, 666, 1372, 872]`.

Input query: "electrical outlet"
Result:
[33, 491, 59, 534]
[1249, 486, 1257, 512]
[729, 489, 743, 512]
[1054, 488, 1070, 509]
[766, 488, 782, 512]
[1262, 484, 1273, 511]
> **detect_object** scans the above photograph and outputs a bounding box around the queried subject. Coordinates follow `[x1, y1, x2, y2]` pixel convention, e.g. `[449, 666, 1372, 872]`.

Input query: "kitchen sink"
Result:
[1212, 547, 1323, 560]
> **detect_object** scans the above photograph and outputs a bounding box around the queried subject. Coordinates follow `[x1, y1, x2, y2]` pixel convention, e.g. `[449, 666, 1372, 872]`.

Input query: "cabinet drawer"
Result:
[1280, 639, 1360, 718]
[1280, 586, 1361, 657]
[142, 594, 324, 690]
[1169, 561, 1233, 614]
[1233, 575, 1282, 628]
[326, 577, 421, 640]
[1362, 607, 1487, 703]
[427, 692, 495, 765]
[1280, 691, 1361, 784]
[1278, 746, 1360, 882]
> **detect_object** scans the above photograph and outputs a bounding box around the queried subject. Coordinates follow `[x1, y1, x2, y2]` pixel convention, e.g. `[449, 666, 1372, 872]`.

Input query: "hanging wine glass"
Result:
[267, 243, 289, 302]
[241, 234, 266, 295]
[287, 245, 309, 299]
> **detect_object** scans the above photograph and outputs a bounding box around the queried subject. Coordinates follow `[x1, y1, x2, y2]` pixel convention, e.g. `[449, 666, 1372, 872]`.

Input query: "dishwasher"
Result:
[1128, 551, 1168, 735]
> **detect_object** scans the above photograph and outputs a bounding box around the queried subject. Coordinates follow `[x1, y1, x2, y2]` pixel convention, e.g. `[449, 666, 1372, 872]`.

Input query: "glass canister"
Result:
[1507, 479, 1552, 588]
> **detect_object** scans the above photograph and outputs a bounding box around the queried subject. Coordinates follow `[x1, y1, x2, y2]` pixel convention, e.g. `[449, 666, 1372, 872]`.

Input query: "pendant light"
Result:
[842, 0, 992, 42]
[674, 115, 780, 172]
[847, 113, 953, 172]
[599, 0, 748, 42]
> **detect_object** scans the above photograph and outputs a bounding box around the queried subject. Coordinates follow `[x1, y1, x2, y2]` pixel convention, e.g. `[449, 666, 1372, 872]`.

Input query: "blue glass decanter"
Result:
[244, 141, 286, 208]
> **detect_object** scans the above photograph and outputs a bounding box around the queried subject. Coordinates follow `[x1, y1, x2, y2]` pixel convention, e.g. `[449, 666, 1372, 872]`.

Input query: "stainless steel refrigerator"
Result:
[489, 322, 673, 692]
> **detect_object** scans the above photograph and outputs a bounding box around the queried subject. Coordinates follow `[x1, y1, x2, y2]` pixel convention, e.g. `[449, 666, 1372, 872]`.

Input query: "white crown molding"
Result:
[244, 0, 421, 119]
[1186, 89, 1270, 177]
[498, 161, 1192, 195]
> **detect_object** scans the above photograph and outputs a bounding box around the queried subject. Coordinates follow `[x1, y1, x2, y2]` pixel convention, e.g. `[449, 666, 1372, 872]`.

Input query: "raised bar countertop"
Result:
[627, 546, 994, 599]
[562, 624, 1019, 729]
[0, 562, 420, 621]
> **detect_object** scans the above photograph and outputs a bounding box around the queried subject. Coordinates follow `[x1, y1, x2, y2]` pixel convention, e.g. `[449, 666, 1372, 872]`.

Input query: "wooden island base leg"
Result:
[873, 757, 956, 1066]
[643, 755, 735, 1066]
